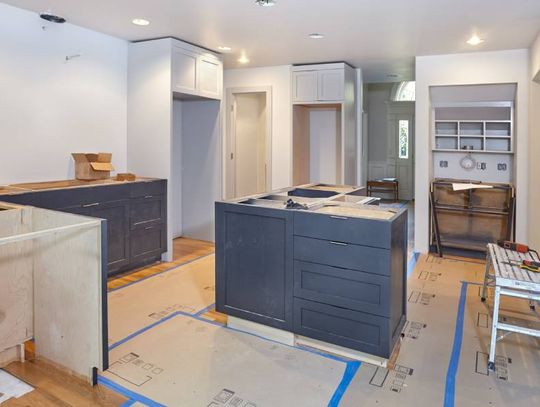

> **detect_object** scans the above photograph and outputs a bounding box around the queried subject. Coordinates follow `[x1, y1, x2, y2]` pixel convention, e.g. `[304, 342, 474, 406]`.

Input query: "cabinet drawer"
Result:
[294, 236, 390, 276]
[294, 211, 391, 249]
[130, 195, 166, 229]
[130, 224, 166, 264]
[130, 180, 167, 198]
[293, 298, 390, 357]
[294, 261, 390, 317]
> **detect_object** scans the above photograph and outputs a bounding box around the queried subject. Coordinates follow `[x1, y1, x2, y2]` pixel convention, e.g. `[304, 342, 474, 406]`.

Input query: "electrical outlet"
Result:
[497, 163, 507, 171]
[480, 162, 486, 170]
[439, 160, 448, 168]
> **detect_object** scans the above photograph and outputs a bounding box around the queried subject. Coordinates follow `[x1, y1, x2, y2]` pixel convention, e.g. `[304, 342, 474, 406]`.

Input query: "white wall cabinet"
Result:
[292, 64, 347, 103]
[172, 43, 223, 100]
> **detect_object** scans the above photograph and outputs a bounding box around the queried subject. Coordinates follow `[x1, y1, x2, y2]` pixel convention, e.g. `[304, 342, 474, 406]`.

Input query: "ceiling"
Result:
[4, 0, 540, 82]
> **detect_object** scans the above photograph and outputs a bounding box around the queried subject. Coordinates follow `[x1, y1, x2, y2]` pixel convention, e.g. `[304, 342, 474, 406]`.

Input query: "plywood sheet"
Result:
[103, 314, 345, 406]
[108, 255, 215, 346]
[315, 205, 395, 220]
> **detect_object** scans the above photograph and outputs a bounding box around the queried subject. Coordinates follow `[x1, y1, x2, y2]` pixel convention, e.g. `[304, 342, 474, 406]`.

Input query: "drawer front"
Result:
[294, 236, 390, 276]
[293, 298, 390, 357]
[130, 180, 167, 198]
[294, 261, 390, 317]
[294, 211, 391, 249]
[130, 224, 166, 263]
[130, 195, 166, 229]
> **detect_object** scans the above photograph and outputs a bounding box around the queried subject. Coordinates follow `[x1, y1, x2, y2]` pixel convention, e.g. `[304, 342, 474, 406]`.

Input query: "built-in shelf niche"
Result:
[433, 105, 513, 154]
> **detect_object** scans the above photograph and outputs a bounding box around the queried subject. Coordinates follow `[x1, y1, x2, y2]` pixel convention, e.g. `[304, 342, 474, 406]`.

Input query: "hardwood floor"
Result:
[3, 350, 126, 406]
[107, 237, 215, 291]
[1, 238, 215, 406]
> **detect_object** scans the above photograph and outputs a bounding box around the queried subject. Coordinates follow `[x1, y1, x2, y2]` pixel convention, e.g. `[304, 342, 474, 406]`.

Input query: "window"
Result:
[399, 120, 409, 159]
[394, 81, 415, 101]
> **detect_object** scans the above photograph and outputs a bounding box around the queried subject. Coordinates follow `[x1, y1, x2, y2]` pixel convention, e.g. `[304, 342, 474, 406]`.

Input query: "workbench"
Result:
[481, 243, 540, 370]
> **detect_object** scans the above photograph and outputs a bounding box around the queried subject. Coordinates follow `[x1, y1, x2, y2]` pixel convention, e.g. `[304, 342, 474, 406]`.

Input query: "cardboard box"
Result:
[72, 153, 115, 180]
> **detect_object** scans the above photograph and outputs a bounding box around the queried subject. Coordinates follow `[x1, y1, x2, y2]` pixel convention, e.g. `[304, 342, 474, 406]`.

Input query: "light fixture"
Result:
[255, 0, 276, 7]
[132, 18, 150, 26]
[238, 55, 250, 64]
[309, 33, 324, 39]
[466, 34, 484, 46]
[218, 46, 232, 51]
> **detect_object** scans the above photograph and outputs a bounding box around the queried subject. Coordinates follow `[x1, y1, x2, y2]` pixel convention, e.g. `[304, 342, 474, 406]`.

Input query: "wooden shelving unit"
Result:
[433, 119, 513, 154]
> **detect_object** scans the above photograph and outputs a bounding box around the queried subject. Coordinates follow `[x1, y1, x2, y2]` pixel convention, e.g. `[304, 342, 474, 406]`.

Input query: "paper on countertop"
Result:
[452, 183, 494, 191]
[0, 369, 34, 404]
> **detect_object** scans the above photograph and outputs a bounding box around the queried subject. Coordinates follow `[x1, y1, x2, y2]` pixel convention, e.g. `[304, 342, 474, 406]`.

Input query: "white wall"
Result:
[415, 49, 529, 253]
[366, 83, 394, 162]
[224, 66, 292, 190]
[529, 32, 540, 249]
[0, 3, 127, 185]
[309, 108, 340, 184]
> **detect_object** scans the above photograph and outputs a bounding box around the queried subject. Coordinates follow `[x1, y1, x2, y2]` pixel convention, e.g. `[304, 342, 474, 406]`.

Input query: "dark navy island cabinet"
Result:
[1, 179, 167, 275]
[216, 199, 407, 359]
[215, 203, 294, 331]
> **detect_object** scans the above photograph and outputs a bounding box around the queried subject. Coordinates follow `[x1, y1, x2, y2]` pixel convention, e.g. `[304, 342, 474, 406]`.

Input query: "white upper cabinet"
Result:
[197, 54, 222, 99]
[293, 71, 318, 102]
[292, 63, 348, 103]
[172, 47, 198, 94]
[318, 69, 344, 101]
[171, 41, 223, 100]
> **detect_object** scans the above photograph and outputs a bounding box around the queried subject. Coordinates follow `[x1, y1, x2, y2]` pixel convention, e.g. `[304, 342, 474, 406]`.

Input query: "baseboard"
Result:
[227, 316, 295, 346]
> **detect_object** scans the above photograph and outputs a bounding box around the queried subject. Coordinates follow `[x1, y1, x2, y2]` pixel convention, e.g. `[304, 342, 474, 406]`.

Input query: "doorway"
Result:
[226, 88, 272, 199]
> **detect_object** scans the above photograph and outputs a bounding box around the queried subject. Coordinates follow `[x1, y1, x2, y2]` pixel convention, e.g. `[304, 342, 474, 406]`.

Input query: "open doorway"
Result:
[364, 81, 416, 253]
[226, 88, 272, 199]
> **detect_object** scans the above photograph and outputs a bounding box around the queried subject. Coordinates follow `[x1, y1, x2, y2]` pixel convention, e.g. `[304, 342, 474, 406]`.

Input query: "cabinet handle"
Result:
[330, 241, 348, 246]
[330, 215, 348, 220]
[144, 195, 153, 199]
[83, 202, 100, 208]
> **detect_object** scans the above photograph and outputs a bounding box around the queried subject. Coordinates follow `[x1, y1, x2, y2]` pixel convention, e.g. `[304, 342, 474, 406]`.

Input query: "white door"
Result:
[292, 71, 318, 102]
[227, 89, 272, 198]
[197, 55, 222, 100]
[387, 102, 415, 200]
[172, 47, 198, 94]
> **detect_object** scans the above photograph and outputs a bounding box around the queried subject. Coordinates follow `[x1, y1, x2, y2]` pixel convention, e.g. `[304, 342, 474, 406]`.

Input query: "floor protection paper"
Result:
[108, 254, 215, 346]
[102, 314, 348, 407]
[340, 254, 540, 407]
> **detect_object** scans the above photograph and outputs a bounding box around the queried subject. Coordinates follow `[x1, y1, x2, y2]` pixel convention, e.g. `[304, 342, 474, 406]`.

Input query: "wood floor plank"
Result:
[3, 359, 126, 406]
[107, 237, 215, 291]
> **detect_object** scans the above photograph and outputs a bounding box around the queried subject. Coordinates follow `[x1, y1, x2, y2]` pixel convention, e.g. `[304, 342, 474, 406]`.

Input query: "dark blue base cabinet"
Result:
[1, 179, 167, 275]
[216, 201, 407, 359]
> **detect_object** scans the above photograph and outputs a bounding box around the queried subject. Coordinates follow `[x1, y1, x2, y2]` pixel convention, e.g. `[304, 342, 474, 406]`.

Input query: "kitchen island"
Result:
[215, 184, 407, 362]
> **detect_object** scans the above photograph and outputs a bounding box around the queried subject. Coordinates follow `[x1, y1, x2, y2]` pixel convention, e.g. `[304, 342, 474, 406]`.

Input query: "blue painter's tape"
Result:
[194, 303, 217, 318]
[109, 253, 215, 293]
[407, 251, 420, 278]
[98, 375, 166, 407]
[444, 281, 468, 407]
[328, 361, 361, 407]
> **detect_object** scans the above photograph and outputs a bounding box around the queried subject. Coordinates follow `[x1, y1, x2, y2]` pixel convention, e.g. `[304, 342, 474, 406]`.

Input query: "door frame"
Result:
[225, 86, 273, 199]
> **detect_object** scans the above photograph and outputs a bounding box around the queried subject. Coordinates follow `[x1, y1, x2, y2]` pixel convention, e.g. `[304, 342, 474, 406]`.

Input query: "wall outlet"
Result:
[439, 160, 448, 168]
[497, 163, 507, 171]
[480, 162, 486, 170]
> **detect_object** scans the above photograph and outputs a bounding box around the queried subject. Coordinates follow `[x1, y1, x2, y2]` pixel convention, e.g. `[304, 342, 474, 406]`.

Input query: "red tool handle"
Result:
[497, 240, 529, 253]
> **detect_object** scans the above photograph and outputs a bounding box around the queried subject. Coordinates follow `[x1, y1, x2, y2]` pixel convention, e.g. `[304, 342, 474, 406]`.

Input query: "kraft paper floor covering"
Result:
[105, 253, 540, 406]
[108, 254, 216, 346]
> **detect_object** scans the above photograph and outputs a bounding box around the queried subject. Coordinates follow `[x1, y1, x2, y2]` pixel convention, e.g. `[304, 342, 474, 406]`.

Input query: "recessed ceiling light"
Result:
[218, 46, 232, 51]
[466, 34, 484, 46]
[255, 0, 276, 7]
[132, 18, 150, 26]
[309, 33, 324, 39]
[238, 55, 250, 64]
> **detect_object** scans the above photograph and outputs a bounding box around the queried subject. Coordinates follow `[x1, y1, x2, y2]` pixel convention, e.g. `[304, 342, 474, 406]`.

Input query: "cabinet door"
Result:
[292, 70, 318, 102]
[172, 47, 198, 95]
[215, 203, 294, 331]
[318, 69, 344, 101]
[130, 224, 166, 265]
[91, 200, 130, 272]
[197, 55, 222, 100]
